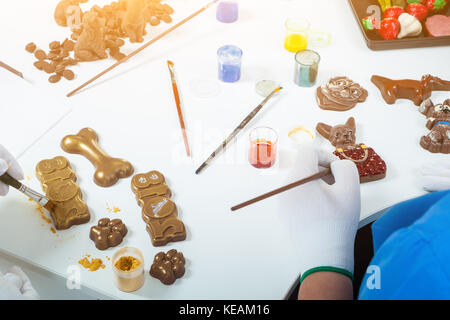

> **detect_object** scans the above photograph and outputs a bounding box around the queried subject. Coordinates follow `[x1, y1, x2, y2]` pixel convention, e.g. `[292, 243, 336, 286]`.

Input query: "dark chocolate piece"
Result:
[36, 156, 90, 230]
[371, 74, 450, 106]
[316, 117, 387, 183]
[131, 171, 186, 247]
[90, 218, 128, 250]
[149, 249, 185, 285]
[316, 77, 368, 111]
[418, 99, 450, 154]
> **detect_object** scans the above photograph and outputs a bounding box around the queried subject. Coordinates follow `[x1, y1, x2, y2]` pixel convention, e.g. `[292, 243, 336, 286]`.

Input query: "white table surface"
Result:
[0, 0, 449, 300]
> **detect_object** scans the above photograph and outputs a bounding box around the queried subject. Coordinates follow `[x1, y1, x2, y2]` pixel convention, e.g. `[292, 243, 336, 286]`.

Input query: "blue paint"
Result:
[217, 45, 242, 83]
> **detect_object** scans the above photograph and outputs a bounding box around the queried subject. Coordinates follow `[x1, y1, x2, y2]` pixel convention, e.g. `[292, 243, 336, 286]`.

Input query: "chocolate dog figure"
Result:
[371, 75, 450, 106]
[316, 117, 387, 183]
[419, 99, 450, 154]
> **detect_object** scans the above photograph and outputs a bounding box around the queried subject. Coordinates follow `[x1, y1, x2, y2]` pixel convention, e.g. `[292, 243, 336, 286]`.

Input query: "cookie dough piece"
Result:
[36, 156, 90, 230]
[131, 171, 186, 247]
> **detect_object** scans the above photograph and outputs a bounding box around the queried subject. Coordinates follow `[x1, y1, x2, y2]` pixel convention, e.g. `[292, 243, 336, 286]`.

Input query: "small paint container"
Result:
[218, 45, 243, 83]
[112, 247, 145, 293]
[284, 18, 310, 53]
[293, 50, 320, 87]
[249, 127, 278, 169]
[216, 0, 239, 23]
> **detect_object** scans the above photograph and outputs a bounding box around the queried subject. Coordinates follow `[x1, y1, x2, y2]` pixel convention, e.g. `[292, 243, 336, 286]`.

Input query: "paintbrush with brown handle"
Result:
[0, 172, 54, 212]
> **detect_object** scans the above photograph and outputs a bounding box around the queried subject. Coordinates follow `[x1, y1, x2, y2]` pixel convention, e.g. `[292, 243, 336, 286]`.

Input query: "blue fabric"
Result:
[359, 190, 450, 300]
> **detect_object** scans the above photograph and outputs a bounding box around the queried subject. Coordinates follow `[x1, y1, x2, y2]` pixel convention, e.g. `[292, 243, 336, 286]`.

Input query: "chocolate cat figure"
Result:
[122, 0, 147, 43]
[419, 99, 450, 154]
[316, 117, 387, 183]
[74, 11, 108, 61]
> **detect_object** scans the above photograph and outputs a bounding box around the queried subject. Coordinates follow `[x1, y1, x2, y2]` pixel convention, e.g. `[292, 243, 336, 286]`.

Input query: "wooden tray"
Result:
[348, 0, 450, 50]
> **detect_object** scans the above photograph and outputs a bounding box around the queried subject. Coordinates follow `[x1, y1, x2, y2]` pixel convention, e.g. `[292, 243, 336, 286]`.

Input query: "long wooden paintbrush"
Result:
[195, 86, 283, 175]
[0, 61, 23, 79]
[67, 0, 219, 97]
[0, 172, 55, 212]
[231, 168, 332, 211]
[167, 60, 191, 157]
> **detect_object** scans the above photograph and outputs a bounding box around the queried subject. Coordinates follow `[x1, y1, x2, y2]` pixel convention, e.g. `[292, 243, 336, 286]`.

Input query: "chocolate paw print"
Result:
[90, 218, 128, 250]
[150, 249, 185, 285]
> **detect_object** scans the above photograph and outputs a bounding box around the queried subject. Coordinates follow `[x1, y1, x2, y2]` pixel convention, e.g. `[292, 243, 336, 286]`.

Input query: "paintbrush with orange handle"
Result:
[167, 60, 191, 157]
[0, 172, 55, 212]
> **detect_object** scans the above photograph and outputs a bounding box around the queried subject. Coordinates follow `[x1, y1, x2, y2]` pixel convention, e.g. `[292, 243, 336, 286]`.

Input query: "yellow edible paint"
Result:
[284, 34, 308, 53]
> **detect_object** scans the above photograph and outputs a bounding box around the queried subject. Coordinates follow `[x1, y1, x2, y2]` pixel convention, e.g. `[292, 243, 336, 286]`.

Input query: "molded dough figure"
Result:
[122, 0, 147, 43]
[74, 11, 108, 61]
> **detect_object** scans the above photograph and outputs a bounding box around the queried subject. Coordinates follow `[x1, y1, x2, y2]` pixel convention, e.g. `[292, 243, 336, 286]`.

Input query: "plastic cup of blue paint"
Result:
[293, 49, 320, 87]
[217, 45, 243, 83]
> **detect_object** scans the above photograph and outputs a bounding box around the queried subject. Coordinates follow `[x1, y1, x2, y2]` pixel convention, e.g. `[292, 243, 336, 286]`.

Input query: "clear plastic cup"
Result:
[112, 247, 145, 293]
[293, 50, 320, 87]
[216, 0, 239, 23]
[249, 127, 278, 169]
[217, 45, 243, 83]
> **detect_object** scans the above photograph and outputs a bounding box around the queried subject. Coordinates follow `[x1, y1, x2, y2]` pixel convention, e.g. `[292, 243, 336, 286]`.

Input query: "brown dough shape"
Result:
[316, 117, 387, 183]
[122, 0, 147, 43]
[316, 77, 368, 111]
[371, 75, 450, 106]
[131, 171, 186, 247]
[418, 99, 450, 154]
[90, 218, 128, 250]
[61, 128, 134, 188]
[36, 156, 90, 230]
[150, 249, 185, 285]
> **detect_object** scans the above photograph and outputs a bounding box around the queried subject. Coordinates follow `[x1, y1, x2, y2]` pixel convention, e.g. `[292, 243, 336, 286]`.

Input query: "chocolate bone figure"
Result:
[316, 77, 368, 111]
[150, 249, 186, 285]
[36, 156, 90, 230]
[419, 99, 450, 154]
[371, 75, 450, 106]
[316, 117, 387, 183]
[131, 171, 186, 246]
[61, 128, 134, 188]
[90, 218, 128, 250]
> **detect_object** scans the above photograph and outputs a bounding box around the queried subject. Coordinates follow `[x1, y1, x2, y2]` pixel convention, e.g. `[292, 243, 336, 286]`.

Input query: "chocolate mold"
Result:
[61, 128, 134, 187]
[131, 171, 186, 247]
[316, 117, 387, 183]
[36, 156, 90, 230]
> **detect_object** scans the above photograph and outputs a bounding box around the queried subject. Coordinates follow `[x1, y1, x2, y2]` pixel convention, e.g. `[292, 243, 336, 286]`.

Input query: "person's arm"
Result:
[278, 144, 361, 300]
[298, 272, 353, 300]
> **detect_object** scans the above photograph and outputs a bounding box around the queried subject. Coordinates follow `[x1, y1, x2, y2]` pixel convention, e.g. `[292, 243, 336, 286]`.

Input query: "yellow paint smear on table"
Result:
[107, 205, 121, 213]
[78, 256, 105, 272]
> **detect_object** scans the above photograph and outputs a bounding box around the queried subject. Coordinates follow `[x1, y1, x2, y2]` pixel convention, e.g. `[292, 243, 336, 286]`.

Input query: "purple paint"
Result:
[216, 1, 239, 23]
[217, 45, 242, 83]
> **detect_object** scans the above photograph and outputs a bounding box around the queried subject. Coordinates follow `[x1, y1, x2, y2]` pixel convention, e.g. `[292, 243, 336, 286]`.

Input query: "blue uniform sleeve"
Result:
[359, 190, 450, 300]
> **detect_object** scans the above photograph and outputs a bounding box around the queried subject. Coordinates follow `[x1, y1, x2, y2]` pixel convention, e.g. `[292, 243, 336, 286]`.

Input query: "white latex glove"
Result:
[0, 266, 40, 300]
[278, 144, 361, 282]
[0, 145, 24, 196]
[420, 161, 450, 192]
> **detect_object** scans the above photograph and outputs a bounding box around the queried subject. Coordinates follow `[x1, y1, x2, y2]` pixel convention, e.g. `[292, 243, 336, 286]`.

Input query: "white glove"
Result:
[420, 161, 450, 192]
[0, 145, 24, 196]
[278, 144, 361, 282]
[0, 266, 39, 300]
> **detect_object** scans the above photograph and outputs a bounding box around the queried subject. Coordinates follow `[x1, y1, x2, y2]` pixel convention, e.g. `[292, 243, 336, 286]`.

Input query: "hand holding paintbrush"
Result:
[0, 145, 54, 211]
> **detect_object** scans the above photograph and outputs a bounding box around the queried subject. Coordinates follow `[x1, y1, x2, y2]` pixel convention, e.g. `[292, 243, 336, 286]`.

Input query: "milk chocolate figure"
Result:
[122, 0, 147, 43]
[74, 11, 108, 61]
[316, 117, 387, 183]
[54, 0, 88, 28]
[371, 75, 450, 106]
[419, 99, 450, 154]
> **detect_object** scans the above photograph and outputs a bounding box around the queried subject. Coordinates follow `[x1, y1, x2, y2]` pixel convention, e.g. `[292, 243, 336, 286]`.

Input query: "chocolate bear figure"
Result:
[36, 156, 90, 230]
[419, 99, 450, 154]
[131, 171, 186, 246]
[316, 117, 387, 183]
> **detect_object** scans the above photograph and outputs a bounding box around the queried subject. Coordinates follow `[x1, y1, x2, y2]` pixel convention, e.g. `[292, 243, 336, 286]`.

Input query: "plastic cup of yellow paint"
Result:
[284, 18, 310, 53]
